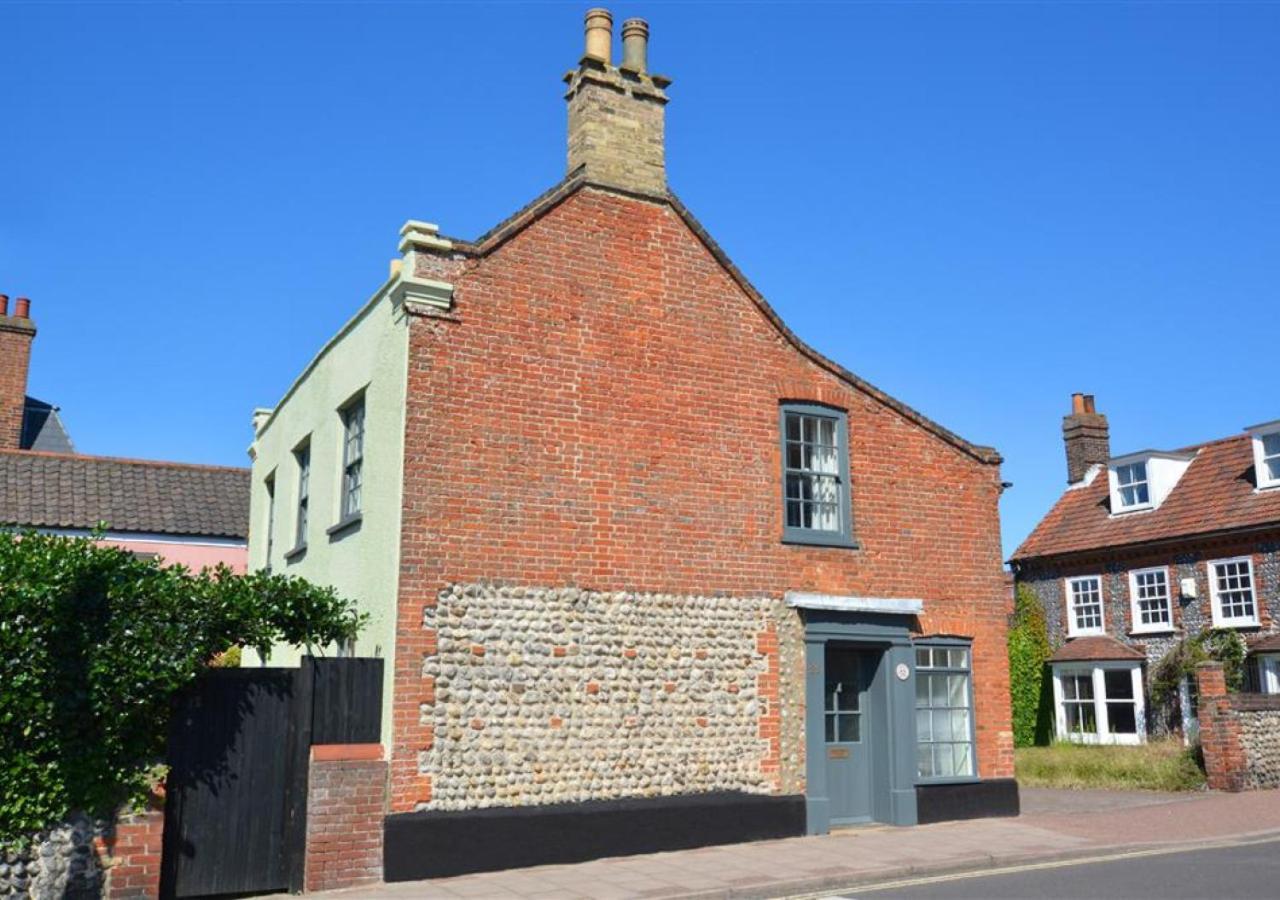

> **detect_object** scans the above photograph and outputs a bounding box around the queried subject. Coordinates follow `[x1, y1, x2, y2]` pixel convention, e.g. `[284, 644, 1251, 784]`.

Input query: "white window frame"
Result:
[1128, 566, 1174, 635]
[1051, 662, 1146, 746]
[1113, 461, 1152, 512]
[1253, 426, 1280, 491]
[1208, 556, 1259, 628]
[1065, 575, 1106, 637]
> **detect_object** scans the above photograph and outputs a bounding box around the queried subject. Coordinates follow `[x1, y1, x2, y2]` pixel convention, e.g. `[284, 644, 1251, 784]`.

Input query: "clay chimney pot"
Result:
[0, 294, 8, 317]
[584, 8, 613, 64]
[621, 18, 649, 72]
[14, 297, 30, 319]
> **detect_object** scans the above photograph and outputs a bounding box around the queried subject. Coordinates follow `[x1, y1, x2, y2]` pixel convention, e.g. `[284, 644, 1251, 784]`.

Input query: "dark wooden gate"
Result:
[160, 657, 382, 899]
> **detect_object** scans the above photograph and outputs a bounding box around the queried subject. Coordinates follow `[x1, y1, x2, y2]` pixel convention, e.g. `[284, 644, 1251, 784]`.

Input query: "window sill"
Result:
[1129, 627, 1176, 637]
[326, 514, 363, 540]
[781, 533, 859, 550]
[283, 543, 307, 563]
[1212, 620, 1260, 630]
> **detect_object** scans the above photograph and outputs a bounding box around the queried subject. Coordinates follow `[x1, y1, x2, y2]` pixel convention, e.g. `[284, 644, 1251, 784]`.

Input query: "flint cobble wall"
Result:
[1236, 700, 1280, 789]
[421, 584, 793, 811]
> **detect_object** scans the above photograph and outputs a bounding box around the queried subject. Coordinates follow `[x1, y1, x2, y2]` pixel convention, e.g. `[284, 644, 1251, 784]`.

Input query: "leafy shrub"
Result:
[1016, 739, 1205, 791]
[1008, 583, 1054, 746]
[1150, 628, 1247, 711]
[0, 530, 365, 845]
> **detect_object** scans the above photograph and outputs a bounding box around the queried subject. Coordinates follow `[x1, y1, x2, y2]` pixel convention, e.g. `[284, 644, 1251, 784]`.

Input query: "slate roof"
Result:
[1013, 434, 1280, 562]
[0, 449, 250, 539]
[1049, 635, 1146, 663]
[20, 397, 75, 454]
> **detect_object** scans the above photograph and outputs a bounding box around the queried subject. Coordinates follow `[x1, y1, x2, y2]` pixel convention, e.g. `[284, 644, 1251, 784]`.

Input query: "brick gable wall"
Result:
[392, 186, 1012, 811]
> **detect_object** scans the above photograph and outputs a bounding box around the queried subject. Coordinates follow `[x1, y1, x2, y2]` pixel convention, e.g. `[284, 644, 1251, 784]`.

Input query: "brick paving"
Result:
[298, 789, 1280, 899]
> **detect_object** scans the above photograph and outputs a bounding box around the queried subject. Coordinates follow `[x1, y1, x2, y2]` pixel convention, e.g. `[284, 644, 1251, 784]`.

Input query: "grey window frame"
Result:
[338, 394, 365, 524]
[290, 440, 310, 555]
[779, 402, 856, 548]
[263, 470, 276, 572]
[913, 639, 978, 784]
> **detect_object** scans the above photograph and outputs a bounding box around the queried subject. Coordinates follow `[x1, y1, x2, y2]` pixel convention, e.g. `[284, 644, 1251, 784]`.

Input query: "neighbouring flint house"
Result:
[1011, 394, 1280, 745]
[0, 294, 250, 569]
[247, 10, 1015, 877]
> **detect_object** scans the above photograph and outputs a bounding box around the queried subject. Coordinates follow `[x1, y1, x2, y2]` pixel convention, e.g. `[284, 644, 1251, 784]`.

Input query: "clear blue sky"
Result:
[4, 2, 1277, 558]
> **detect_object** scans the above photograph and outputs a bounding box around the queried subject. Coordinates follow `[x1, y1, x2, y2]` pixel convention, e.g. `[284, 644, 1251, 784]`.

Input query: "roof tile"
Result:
[0, 450, 249, 539]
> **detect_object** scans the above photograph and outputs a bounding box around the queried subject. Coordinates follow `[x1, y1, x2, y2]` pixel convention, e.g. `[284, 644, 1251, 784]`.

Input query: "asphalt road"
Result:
[839, 837, 1280, 899]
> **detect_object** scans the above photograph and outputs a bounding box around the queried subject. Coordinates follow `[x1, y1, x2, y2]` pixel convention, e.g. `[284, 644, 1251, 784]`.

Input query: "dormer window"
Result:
[1115, 462, 1150, 510]
[1249, 420, 1280, 490]
[1107, 450, 1194, 515]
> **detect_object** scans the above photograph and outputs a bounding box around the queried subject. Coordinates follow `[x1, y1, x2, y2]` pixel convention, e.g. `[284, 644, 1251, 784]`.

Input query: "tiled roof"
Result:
[1013, 434, 1280, 561]
[1049, 635, 1146, 663]
[0, 449, 249, 539]
[1249, 633, 1280, 655]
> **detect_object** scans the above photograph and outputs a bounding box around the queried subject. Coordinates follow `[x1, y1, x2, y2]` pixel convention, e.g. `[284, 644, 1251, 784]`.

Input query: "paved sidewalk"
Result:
[308, 789, 1280, 899]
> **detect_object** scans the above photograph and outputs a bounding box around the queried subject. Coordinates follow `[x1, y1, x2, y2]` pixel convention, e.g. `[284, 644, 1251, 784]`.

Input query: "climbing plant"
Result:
[1007, 582, 1055, 746]
[0, 530, 365, 846]
[1150, 628, 1247, 711]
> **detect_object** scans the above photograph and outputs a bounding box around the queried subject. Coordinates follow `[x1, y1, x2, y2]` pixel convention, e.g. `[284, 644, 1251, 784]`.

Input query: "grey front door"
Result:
[824, 646, 874, 824]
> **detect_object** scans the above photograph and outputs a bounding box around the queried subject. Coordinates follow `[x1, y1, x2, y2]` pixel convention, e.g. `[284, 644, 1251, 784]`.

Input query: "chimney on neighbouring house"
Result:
[0, 295, 36, 450]
[1062, 392, 1110, 485]
[564, 8, 670, 197]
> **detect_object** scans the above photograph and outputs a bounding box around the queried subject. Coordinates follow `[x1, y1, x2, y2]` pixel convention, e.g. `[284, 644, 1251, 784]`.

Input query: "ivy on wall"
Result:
[1008, 582, 1055, 747]
[0, 530, 365, 847]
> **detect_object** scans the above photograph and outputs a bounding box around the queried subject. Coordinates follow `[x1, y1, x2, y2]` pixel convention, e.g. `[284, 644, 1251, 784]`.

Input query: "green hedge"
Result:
[1008, 582, 1054, 747]
[0, 530, 365, 846]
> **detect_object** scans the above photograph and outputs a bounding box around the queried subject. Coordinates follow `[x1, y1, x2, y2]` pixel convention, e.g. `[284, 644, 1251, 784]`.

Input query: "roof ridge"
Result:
[0, 447, 249, 475]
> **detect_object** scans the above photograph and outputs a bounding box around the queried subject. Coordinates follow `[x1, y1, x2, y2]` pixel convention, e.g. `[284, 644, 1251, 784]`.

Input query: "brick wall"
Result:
[392, 185, 1012, 811]
[97, 803, 164, 900]
[0, 305, 36, 450]
[305, 745, 387, 892]
[1196, 663, 1280, 791]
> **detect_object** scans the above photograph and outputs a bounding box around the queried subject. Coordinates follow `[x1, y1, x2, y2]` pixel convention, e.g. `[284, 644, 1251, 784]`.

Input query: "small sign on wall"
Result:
[895, 662, 911, 681]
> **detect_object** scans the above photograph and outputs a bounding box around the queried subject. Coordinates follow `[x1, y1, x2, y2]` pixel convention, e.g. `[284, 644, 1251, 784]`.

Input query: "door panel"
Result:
[824, 647, 874, 823]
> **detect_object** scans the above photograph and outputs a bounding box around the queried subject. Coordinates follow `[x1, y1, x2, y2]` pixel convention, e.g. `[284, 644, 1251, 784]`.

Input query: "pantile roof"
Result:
[1049, 635, 1146, 663]
[0, 449, 249, 539]
[1013, 434, 1280, 561]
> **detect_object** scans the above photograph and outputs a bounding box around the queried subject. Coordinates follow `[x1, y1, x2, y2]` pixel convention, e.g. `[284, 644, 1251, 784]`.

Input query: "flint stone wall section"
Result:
[421, 584, 791, 811]
[1235, 698, 1280, 790]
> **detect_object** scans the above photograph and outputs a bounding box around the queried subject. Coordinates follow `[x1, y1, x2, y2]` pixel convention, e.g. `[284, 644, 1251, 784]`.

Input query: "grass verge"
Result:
[1016, 739, 1206, 791]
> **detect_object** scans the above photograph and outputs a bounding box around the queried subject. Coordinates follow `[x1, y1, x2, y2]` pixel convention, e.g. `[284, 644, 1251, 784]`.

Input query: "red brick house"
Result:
[1011, 394, 1280, 745]
[249, 10, 1014, 878]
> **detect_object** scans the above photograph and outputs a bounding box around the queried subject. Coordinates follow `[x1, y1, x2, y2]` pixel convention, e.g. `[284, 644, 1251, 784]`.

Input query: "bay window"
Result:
[1052, 663, 1145, 745]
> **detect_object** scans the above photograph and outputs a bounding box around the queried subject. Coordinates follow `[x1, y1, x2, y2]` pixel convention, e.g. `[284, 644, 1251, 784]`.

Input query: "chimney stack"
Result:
[1062, 392, 1110, 485]
[564, 9, 670, 197]
[0, 295, 37, 450]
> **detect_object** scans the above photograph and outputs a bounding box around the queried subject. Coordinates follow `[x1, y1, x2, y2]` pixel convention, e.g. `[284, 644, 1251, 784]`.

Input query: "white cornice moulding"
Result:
[784, 592, 924, 615]
[391, 275, 454, 312]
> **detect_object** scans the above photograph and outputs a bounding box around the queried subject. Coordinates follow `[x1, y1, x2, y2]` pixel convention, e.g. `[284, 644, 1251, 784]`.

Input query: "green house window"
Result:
[915, 644, 976, 781]
[780, 403, 854, 547]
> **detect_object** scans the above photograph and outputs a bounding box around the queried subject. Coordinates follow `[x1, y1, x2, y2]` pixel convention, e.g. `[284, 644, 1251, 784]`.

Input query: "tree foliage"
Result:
[1008, 582, 1054, 747]
[0, 530, 365, 844]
